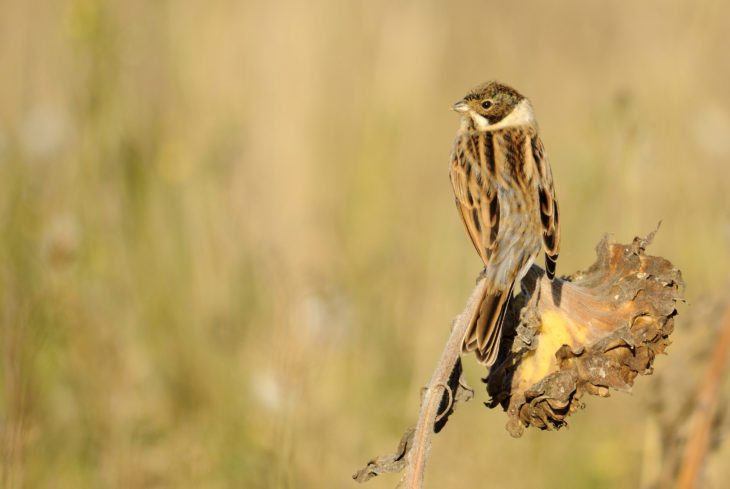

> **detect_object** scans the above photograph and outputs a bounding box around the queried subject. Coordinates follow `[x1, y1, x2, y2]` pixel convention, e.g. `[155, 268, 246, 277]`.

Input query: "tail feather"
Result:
[462, 282, 514, 367]
[545, 252, 558, 280]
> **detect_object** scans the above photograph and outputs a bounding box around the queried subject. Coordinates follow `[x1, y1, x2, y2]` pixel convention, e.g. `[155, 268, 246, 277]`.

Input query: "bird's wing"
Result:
[449, 132, 500, 265]
[450, 131, 511, 361]
[530, 134, 560, 279]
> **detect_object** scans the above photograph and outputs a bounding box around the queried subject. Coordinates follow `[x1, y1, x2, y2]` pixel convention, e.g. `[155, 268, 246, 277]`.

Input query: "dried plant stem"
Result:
[401, 277, 487, 489]
[675, 302, 730, 489]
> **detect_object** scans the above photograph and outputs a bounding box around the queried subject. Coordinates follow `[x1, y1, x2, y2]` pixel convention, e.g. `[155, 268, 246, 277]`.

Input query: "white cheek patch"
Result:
[469, 112, 491, 130]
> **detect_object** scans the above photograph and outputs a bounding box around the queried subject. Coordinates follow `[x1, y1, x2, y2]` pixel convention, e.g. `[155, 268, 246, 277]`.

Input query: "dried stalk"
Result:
[674, 302, 730, 489]
[352, 278, 484, 488]
[401, 278, 485, 489]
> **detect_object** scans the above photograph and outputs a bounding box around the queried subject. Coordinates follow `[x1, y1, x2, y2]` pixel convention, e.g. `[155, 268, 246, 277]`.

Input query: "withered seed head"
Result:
[486, 231, 683, 437]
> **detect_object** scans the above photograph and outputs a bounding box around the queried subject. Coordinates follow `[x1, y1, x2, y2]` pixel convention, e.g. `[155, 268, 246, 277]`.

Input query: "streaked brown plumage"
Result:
[449, 81, 560, 366]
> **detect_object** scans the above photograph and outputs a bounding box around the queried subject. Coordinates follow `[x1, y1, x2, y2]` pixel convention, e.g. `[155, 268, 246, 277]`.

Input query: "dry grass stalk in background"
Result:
[673, 302, 730, 489]
[354, 230, 683, 488]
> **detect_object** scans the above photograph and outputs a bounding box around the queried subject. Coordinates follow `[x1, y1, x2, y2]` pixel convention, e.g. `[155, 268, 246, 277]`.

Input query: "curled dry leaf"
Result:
[352, 426, 415, 484]
[486, 229, 684, 437]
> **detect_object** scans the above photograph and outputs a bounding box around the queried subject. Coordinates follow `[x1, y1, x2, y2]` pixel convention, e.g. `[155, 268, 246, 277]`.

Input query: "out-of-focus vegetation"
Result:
[1, 1, 729, 488]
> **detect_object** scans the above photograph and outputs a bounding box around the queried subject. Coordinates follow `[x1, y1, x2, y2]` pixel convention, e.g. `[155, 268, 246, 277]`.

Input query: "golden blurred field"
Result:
[1, 1, 730, 488]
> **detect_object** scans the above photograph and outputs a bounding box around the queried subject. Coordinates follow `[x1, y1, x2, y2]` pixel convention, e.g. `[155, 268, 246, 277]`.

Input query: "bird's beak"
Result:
[451, 100, 469, 113]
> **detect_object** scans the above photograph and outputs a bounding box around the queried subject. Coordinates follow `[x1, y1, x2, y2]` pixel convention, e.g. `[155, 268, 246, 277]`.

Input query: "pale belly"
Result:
[482, 185, 542, 291]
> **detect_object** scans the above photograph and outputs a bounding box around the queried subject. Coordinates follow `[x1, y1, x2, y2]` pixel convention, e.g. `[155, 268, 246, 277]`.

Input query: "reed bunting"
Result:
[449, 81, 560, 366]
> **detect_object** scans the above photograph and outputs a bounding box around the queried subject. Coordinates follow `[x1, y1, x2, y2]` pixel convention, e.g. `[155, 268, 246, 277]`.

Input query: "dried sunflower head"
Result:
[486, 231, 684, 437]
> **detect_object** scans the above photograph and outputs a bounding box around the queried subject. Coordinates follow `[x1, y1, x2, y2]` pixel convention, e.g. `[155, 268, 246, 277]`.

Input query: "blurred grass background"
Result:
[1, 0, 730, 488]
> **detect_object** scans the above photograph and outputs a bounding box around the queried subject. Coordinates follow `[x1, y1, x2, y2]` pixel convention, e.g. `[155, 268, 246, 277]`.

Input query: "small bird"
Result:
[449, 81, 560, 366]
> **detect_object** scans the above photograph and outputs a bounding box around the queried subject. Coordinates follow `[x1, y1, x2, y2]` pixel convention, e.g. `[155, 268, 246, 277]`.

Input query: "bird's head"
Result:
[452, 81, 534, 130]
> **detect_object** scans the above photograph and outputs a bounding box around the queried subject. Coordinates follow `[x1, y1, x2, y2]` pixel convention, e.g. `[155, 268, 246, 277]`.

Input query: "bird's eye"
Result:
[481, 100, 493, 109]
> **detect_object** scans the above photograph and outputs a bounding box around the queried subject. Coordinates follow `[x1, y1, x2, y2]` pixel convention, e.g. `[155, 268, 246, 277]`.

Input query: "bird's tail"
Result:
[461, 282, 514, 367]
